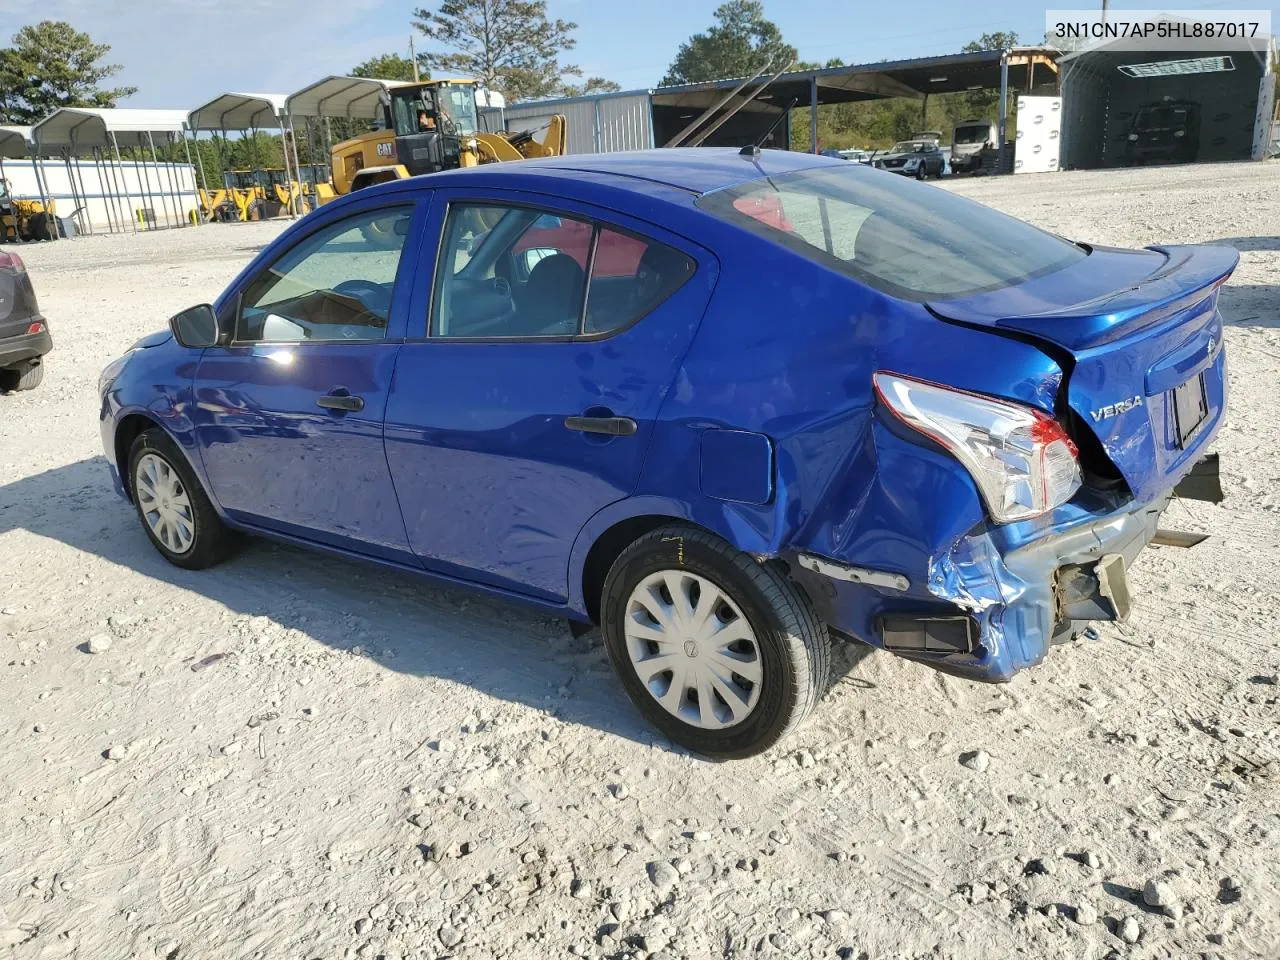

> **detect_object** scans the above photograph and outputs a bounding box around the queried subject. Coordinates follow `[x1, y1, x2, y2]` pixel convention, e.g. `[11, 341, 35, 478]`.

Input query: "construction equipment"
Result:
[0, 178, 55, 242]
[198, 183, 253, 223]
[330, 79, 566, 194]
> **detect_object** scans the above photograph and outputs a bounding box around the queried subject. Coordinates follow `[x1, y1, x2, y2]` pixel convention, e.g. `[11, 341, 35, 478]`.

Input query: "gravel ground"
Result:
[1, 160, 1278, 960]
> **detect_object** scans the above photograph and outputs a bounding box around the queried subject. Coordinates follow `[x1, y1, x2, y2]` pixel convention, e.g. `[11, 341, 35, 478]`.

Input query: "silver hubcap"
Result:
[624, 570, 762, 730]
[135, 453, 195, 555]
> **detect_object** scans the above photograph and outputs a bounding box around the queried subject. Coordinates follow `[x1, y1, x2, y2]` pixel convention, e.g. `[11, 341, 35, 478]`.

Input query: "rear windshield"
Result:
[697, 164, 1086, 300]
[954, 125, 989, 144]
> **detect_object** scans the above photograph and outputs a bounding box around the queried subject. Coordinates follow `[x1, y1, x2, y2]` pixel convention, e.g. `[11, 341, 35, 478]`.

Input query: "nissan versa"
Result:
[97, 149, 1234, 758]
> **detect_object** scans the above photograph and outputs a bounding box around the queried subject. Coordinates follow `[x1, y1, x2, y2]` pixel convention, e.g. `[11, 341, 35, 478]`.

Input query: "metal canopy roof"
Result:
[188, 93, 287, 132]
[0, 125, 31, 159]
[285, 76, 414, 120]
[649, 47, 1061, 111]
[32, 108, 190, 150]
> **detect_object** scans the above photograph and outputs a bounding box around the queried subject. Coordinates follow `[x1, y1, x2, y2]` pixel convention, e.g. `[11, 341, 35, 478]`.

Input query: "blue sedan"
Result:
[98, 148, 1235, 758]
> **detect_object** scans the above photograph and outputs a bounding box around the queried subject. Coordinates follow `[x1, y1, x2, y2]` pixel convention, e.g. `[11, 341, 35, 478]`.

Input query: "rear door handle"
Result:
[317, 393, 364, 412]
[564, 415, 637, 437]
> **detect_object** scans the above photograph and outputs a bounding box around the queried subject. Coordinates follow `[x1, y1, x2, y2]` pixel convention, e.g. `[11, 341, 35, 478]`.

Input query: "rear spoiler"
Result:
[928, 244, 1239, 352]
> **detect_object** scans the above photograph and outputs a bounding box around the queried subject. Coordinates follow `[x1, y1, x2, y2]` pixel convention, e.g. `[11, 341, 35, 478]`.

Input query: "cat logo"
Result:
[376, 142, 395, 158]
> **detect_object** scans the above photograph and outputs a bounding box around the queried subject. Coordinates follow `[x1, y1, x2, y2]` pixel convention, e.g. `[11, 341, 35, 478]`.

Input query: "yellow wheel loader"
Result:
[330, 79, 566, 195]
[0, 178, 56, 242]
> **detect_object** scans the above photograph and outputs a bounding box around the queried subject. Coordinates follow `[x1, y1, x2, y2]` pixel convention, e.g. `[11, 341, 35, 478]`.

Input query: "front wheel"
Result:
[128, 428, 237, 569]
[600, 525, 830, 759]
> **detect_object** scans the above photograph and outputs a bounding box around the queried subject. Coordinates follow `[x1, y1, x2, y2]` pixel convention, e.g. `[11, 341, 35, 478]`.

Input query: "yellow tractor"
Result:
[198, 183, 253, 223]
[330, 78, 566, 194]
[0, 178, 56, 242]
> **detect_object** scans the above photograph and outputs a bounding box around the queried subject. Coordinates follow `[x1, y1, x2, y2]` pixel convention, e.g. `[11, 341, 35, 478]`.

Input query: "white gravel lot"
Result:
[1, 160, 1278, 960]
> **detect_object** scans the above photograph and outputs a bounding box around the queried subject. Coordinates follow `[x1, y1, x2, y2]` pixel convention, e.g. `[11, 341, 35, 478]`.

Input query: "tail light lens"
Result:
[0, 251, 25, 272]
[874, 372, 1082, 523]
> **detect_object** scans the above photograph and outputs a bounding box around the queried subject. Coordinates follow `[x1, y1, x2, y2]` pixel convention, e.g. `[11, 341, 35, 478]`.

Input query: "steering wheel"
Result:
[333, 279, 389, 309]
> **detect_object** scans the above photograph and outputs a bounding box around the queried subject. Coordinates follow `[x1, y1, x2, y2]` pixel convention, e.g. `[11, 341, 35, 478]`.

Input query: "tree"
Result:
[662, 1, 796, 86]
[962, 31, 1020, 53]
[351, 52, 423, 82]
[0, 21, 136, 124]
[960, 32, 1021, 120]
[412, 0, 595, 102]
[558, 76, 621, 97]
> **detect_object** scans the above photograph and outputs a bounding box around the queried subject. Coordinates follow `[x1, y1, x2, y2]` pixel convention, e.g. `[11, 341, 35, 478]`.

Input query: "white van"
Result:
[951, 120, 997, 172]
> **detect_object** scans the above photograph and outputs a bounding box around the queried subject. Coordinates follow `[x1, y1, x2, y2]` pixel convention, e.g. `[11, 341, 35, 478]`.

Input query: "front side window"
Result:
[432, 203, 694, 339]
[698, 165, 1085, 300]
[236, 205, 412, 343]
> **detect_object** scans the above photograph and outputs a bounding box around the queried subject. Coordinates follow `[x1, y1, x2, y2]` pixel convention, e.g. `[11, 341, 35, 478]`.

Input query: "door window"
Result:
[236, 205, 413, 343]
[431, 203, 694, 340]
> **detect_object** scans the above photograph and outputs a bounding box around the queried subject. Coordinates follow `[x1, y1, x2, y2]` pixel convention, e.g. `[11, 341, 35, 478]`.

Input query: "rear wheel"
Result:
[0, 360, 43, 392]
[600, 525, 830, 759]
[128, 428, 237, 569]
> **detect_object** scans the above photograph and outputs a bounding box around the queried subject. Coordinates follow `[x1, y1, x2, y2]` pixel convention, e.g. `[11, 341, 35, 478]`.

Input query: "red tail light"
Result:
[27, 322, 45, 335]
[0, 250, 25, 272]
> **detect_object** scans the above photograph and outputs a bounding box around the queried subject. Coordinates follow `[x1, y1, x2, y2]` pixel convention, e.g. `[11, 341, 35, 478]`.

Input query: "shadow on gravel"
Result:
[1212, 236, 1280, 252]
[0, 456, 880, 753]
[1219, 284, 1280, 328]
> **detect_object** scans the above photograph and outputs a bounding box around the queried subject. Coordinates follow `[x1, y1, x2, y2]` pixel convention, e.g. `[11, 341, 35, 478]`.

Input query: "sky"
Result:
[0, 0, 1276, 109]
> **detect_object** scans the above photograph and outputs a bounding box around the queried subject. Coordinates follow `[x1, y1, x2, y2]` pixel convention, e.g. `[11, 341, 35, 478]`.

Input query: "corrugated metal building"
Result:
[484, 90, 655, 154]
[1059, 27, 1276, 169]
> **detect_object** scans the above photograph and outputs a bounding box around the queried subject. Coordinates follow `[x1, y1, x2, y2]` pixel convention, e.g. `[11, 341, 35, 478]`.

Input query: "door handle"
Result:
[317, 393, 364, 412]
[564, 415, 637, 437]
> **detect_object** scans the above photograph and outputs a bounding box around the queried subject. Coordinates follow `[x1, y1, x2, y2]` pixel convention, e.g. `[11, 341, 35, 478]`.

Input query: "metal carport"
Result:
[1058, 27, 1275, 169]
[187, 93, 299, 218]
[31, 108, 199, 236]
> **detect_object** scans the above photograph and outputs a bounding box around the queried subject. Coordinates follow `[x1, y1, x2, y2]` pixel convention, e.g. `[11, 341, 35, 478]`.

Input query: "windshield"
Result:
[1135, 107, 1189, 129]
[438, 84, 479, 136]
[891, 141, 929, 153]
[954, 126, 989, 144]
[697, 165, 1087, 300]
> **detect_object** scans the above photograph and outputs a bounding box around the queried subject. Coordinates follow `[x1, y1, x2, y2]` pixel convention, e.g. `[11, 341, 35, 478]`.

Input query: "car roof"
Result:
[421, 147, 835, 196]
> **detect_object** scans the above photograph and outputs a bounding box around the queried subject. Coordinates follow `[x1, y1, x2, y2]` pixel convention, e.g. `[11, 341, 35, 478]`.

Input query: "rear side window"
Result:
[697, 165, 1085, 300]
[431, 203, 694, 339]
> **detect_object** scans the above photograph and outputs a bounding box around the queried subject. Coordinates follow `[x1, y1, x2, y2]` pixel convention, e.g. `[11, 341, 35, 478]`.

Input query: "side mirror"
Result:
[169, 304, 219, 348]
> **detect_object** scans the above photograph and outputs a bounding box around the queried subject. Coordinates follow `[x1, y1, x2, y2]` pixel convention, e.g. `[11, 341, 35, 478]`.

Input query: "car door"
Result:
[384, 190, 719, 601]
[192, 197, 428, 563]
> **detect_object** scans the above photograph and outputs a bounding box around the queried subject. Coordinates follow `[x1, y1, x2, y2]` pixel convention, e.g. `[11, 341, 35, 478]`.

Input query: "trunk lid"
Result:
[928, 244, 1238, 503]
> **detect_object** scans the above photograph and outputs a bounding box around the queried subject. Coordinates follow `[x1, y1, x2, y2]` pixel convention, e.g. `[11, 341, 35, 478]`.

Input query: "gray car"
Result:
[872, 140, 946, 179]
[0, 249, 51, 392]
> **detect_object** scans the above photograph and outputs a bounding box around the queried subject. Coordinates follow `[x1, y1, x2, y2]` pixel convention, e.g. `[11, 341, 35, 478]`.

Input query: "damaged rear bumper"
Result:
[921, 494, 1168, 680]
[791, 454, 1221, 682]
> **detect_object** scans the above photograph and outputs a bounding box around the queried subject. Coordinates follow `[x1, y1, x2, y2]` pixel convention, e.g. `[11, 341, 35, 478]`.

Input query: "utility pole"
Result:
[1101, 0, 1109, 24]
[409, 34, 420, 82]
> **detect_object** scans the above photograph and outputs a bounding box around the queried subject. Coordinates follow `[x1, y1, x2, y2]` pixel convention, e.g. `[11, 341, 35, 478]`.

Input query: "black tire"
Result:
[26, 213, 53, 241]
[915, 163, 927, 181]
[128, 427, 237, 569]
[600, 524, 830, 759]
[0, 360, 43, 392]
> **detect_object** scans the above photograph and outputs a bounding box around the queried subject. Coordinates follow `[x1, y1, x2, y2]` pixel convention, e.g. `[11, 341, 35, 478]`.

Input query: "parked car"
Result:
[873, 140, 947, 179]
[1126, 100, 1201, 165]
[98, 149, 1234, 758]
[951, 119, 997, 173]
[0, 250, 51, 392]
